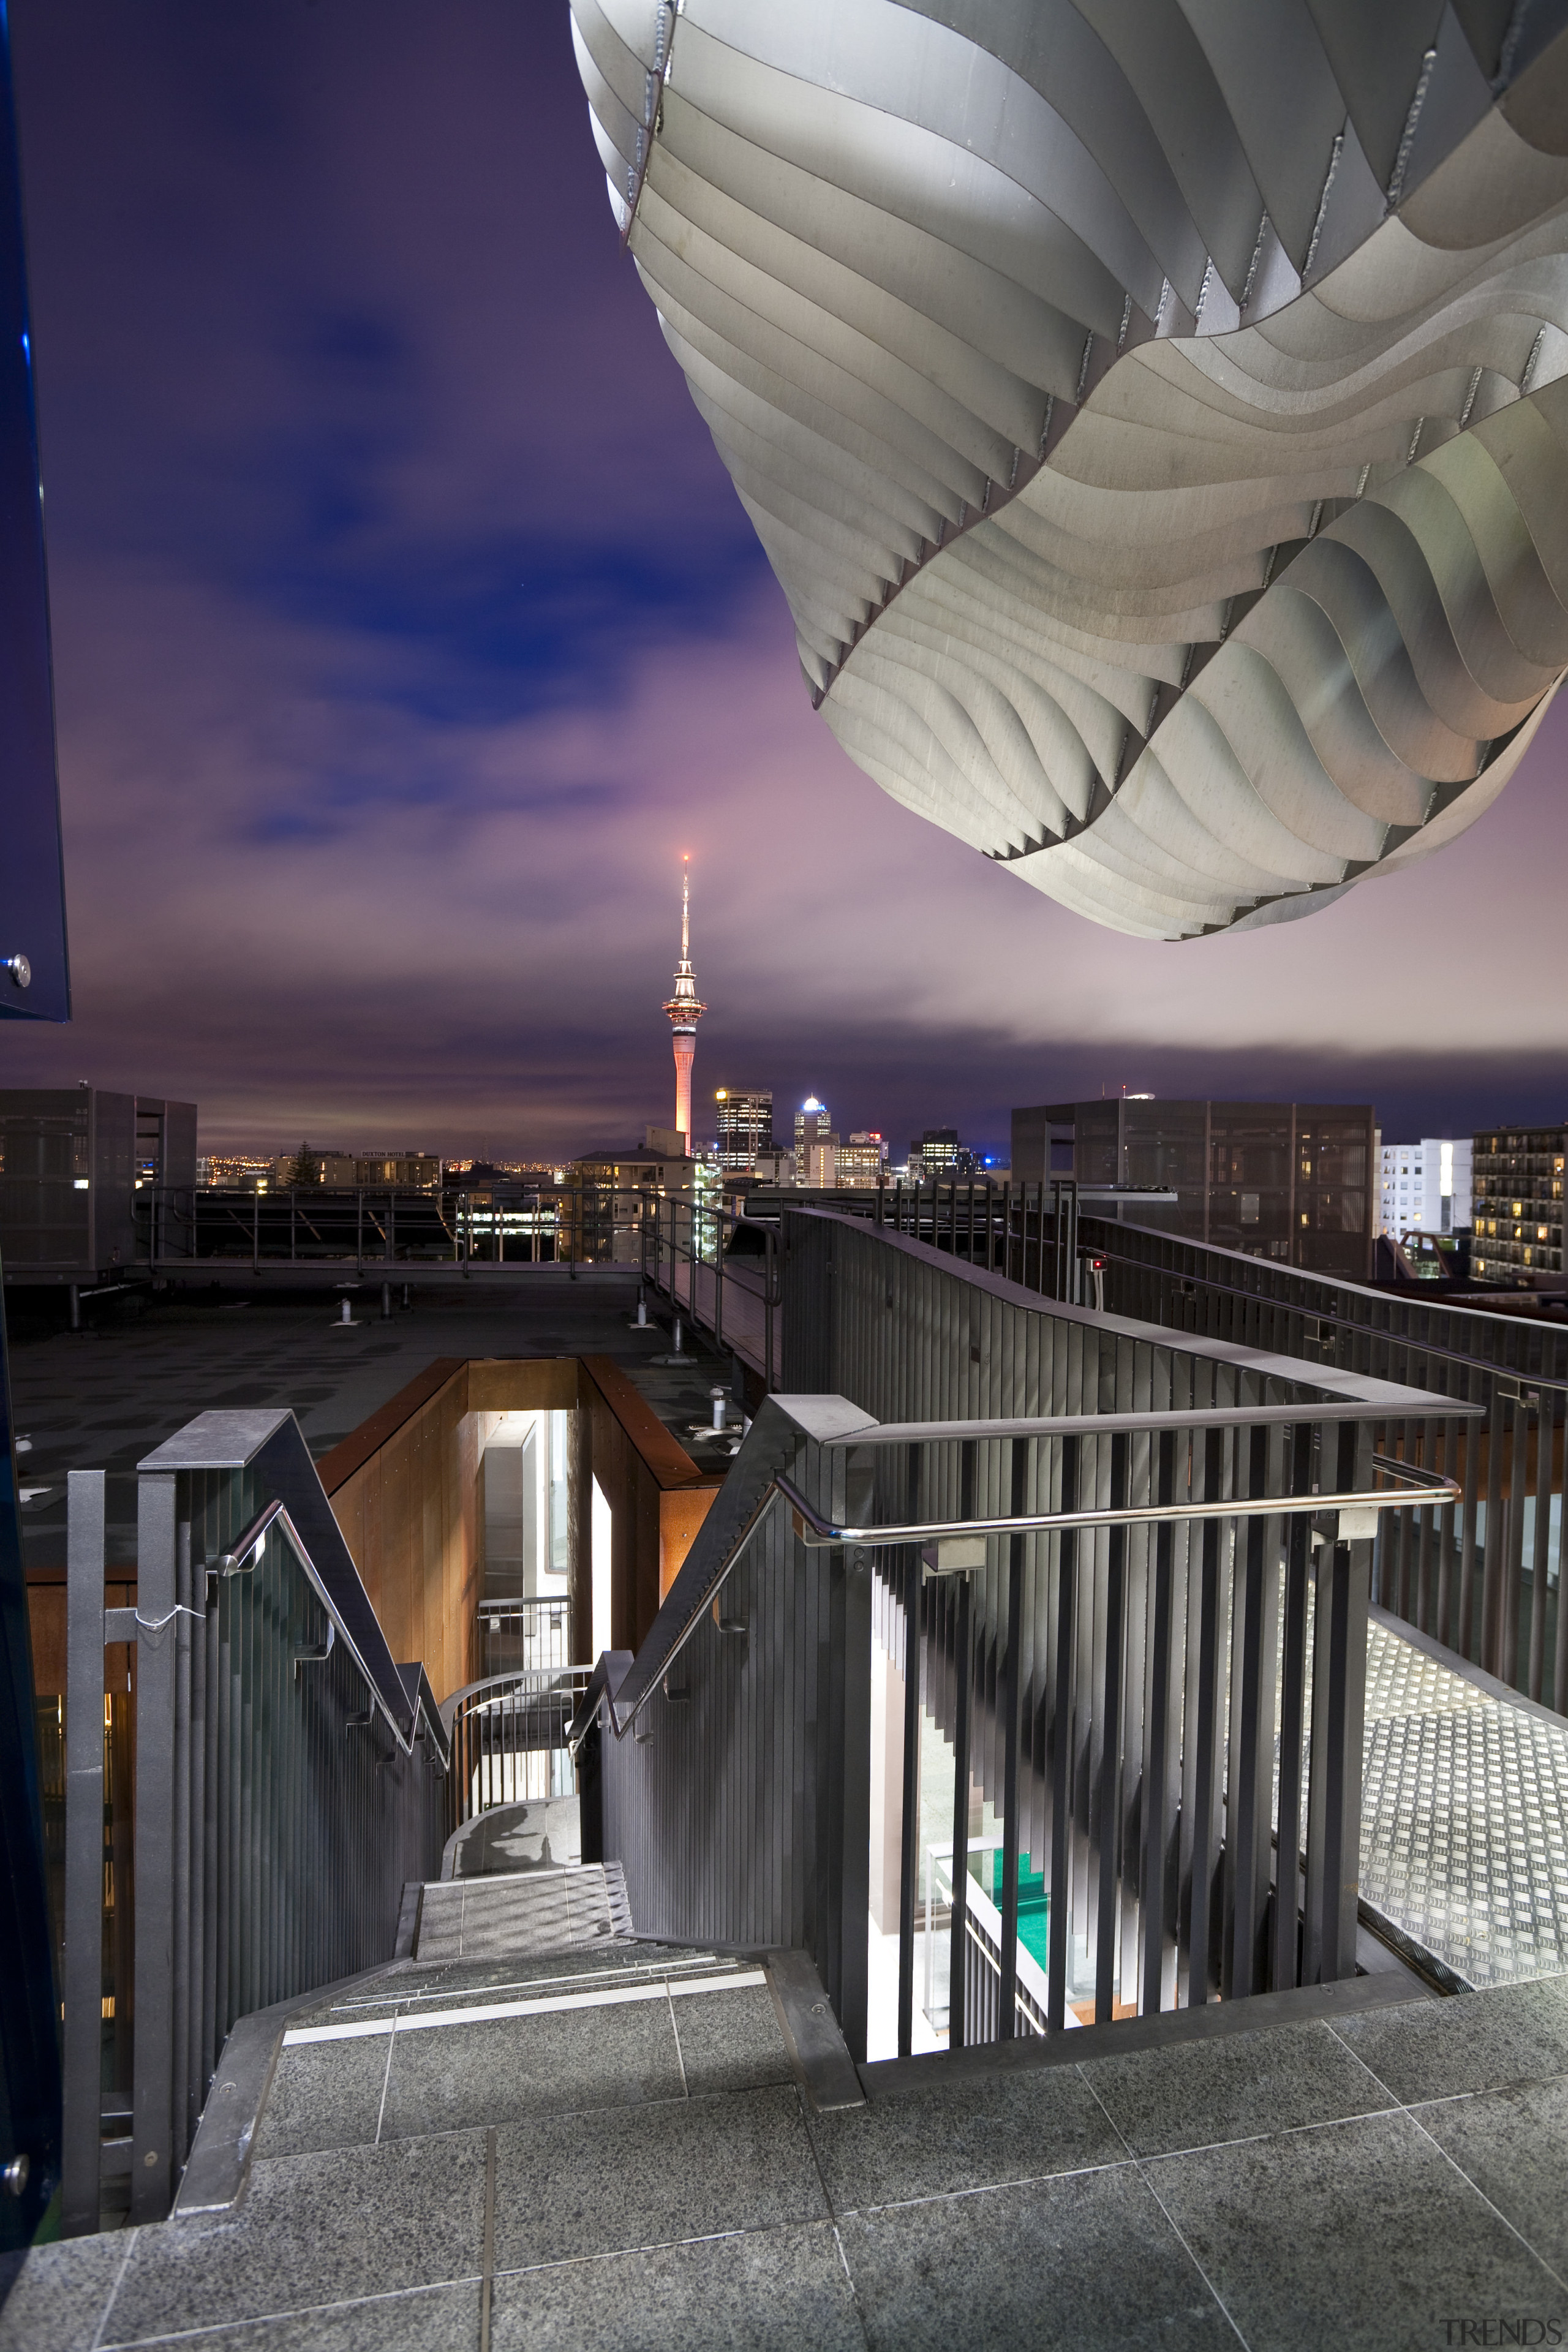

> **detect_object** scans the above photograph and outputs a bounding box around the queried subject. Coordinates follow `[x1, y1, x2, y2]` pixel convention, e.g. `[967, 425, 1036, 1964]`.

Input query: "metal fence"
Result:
[149, 1180, 667, 1276]
[479, 1596, 574, 1678]
[575, 1354, 1456, 2062]
[1079, 1214, 1567, 1710]
[61, 1412, 450, 2234]
[445, 1666, 592, 1825]
[741, 1182, 1567, 1720]
[639, 1191, 782, 1385]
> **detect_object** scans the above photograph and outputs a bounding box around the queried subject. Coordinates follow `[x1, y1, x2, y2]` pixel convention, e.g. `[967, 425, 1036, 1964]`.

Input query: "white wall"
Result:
[591, 1474, 613, 1659]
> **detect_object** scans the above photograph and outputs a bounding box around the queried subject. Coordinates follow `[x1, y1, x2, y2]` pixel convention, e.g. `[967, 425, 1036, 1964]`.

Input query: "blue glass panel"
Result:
[0, 0, 69, 1024]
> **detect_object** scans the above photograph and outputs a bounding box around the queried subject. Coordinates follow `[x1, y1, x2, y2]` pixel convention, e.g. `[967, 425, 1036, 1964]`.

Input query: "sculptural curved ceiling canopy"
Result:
[571, 0, 1568, 940]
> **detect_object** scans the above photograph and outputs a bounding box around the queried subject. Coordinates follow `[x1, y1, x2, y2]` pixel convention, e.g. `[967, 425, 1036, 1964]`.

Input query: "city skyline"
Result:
[0, 4, 1562, 1158]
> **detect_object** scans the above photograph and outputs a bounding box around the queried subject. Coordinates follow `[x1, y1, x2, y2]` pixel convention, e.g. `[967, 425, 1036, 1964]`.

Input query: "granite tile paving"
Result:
[18, 1952, 1568, 2351]
[490, 2085, 827, 2271]
[836, 2165, 1230, 2350]
[379, 2001, 685, 2137]
[1414, 2072, 1568, 2279]
[488, 2224, 864, 2352]
[1150, 2109, 1566, 2352]
[252, 2036, 391, 2160]
[668, 1985, 794, 2096]
[1330, 1972, 1568, 2103]
[0, 2231, 129, 2352]
[806, 2057, 1124, 2207]
[104, 2282, 482, 2351]
[98, 2133, 488, 2344]
[1079, 2018, 1396, 2157]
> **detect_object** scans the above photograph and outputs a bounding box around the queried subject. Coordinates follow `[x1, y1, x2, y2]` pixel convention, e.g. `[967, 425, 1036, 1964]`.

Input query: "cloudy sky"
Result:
[2, 1, 1564, 1160]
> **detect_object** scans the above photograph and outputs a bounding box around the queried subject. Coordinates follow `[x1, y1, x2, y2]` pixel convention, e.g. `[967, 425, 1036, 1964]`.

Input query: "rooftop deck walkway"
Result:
[1363, 1612, 1568, 1993]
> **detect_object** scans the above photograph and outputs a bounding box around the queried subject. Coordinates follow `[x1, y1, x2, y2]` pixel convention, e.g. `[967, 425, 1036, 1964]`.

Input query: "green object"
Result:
[981, 1850, 1050, 1969]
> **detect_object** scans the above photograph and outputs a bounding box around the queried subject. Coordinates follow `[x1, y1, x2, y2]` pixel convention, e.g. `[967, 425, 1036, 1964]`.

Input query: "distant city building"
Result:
[270, 1148, 356, 1188]
[750, 1146, 796, 1186]
[1012, 1098, 1376, 1282]
[715, 1087, 772, 1172]
[805, 1140, 838, 1188]
[837, 1132, 887, 1187]
[910, 1128, 976, 1178]
[794, 1097, 836, 1181]
[567, 1142, 709, 1264]
[1471, 1126, 1566, 1286]
[1378, 1139, 1472, 1239]
[0, 1088, 196, 1280]
[356, 1153, 441, 1189]
[662, 859, 706, 1153]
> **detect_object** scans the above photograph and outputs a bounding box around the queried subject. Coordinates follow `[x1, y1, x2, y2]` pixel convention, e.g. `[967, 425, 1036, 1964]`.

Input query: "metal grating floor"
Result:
[1360, 1616, 1568, 1990]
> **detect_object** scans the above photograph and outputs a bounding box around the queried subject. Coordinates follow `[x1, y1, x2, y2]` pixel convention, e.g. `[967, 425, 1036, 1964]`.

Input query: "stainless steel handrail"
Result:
[775, 1465, 1461, 1550]
[211, 1499, 449, 1766]
[440, 1662, 594, 1736]
[816, 1400, 1477, 1447]
[589, 1451, 1453, 1743]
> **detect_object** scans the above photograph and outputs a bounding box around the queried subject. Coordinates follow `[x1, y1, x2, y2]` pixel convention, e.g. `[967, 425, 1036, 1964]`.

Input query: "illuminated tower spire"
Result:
[662, 855, 706, 1153]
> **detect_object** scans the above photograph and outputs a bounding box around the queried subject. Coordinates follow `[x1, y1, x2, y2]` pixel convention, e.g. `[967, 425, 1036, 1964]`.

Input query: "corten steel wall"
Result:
[1081, 1215, 1568, 1711]
[578, 1355, 722, 1646]
[318, 1359, 483, 1703]
[317, 1355, 715, 1700]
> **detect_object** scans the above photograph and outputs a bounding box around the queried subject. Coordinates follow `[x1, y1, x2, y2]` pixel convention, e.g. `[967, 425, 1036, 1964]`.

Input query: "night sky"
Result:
[2, 1, 1565, 1161]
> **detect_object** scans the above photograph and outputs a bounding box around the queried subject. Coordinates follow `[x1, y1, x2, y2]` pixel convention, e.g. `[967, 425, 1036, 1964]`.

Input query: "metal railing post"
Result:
[62, 1470, 107, 2237]
[1186, 1427, 1226, 2007]
[131, 1468, 179, 2221]
[1093, 1431, 1128, 2022]
[1046, 1434, 1078, 2032]
[1139, 1430, 1179, 2015]
[1304, 1422, 1371, 1985]
[895, 1447, 922, 2058]
[946, 1552, 974, 2049]
[1224, 1422, 1278, 2002]
[1272, 1421, 1314, 1993]
[995, 1434, 1028, 2037]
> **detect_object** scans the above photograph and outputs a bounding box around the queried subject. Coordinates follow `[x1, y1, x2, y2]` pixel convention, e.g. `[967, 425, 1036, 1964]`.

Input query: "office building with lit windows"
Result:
[714, 1087, 772, 1173]
[1377, 1139, 1472, 1240]
[837, 1132, 887, 1187]
[1471, 1126, 1566, 1285]
[794, 1097, 835, 1181]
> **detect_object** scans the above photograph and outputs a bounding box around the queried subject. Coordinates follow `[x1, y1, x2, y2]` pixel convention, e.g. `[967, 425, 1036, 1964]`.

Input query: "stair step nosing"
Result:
[282, 1967, 766, 2045]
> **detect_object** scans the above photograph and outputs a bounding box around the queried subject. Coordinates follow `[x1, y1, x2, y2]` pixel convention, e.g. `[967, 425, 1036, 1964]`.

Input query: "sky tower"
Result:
[662, 856, 706, 1154]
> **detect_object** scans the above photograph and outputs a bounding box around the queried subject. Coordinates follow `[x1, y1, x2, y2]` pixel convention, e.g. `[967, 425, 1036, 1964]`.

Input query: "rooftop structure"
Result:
[661, 858, 706, 1153]
[1472, 1123, 1566, 1287]
[1014, 1097, 1376, 1281]
[574, 1, 1568, 938]
[1378, 1137, 1473, 1241]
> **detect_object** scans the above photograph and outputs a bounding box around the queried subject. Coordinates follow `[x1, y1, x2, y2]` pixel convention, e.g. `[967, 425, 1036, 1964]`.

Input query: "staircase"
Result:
[409, 1860, 634, 1959]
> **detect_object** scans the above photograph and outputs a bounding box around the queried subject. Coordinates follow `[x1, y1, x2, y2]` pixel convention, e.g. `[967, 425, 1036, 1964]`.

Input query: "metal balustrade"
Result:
[444, 1665, 593, 1826]
[478, 1595, 573, 1678]
[687, 1177, 1568, 1722]
[574, 1348, 1463, 2063]
[59, 1412, 450, 2235]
